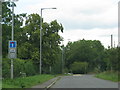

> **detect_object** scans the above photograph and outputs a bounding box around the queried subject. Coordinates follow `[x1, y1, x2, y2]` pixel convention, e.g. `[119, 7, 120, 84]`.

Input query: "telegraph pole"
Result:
[111, 34, 113, 48]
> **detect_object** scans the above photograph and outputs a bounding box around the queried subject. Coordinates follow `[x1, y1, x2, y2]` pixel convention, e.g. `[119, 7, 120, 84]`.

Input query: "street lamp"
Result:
[10, 0, 18, 79]
[62, 40, 64, 74]
[1, 0, 18, 40]
[1, 0, 18, 79]
[40, 7, 56, 74]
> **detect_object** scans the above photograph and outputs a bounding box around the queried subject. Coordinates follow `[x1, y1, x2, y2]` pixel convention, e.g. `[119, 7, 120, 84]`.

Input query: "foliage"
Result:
[2, 2, 26, 58]
[18, 42, 33, 59]
[2, 58, 36, 78]
[103, 47, 118, 71]
[22, 14, 63, 73]
[2, 1, 119, 80]
[51, 52, 62, 74]
[2, 2, 64, 77]
[71, 61, 88, 74]
[65, 39, 104, 72]
[2, 74, 55, 88]
[2, 58, 11, 78]
[65, 39, 119, 73]
[95, 71, 119, 82]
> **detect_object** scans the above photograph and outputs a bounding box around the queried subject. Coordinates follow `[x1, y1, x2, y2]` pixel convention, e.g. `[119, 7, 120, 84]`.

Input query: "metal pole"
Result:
[11, 2, 14, 79]
[111, 34, 113, 48]
[111, 34, 113, 71]
[39, 8, 56, 74]
[40, 9, 42, 74]
[62, 41, 64, 74]
[12, 2, 14, 41]
[11, 59, 13, 79]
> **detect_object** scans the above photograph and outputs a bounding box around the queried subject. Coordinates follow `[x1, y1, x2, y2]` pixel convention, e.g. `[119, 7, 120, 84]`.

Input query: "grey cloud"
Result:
[62, 20, 117, 30]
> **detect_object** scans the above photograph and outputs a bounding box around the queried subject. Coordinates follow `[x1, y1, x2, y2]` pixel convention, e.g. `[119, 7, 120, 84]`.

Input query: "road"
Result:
[50, 74, 118, 88]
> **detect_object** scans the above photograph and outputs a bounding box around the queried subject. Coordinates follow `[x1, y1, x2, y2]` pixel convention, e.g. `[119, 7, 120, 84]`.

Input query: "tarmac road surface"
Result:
[50, 74, 118, 88]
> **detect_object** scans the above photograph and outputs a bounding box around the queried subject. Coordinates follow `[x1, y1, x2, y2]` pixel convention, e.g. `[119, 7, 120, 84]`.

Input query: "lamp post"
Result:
[1, 0, 18, 79]
[11, 1, 14, 79]
[62, 40, 64, 74]
[40, 8, 56, 74]
[2, 0, 18, 79]
[11, 0, 18, 79]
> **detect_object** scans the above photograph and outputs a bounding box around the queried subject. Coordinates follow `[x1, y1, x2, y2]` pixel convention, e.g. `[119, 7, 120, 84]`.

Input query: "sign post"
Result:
[8, 41, 17, 79]
[2, 0, 19, 79]
[8, 41, 17, 59]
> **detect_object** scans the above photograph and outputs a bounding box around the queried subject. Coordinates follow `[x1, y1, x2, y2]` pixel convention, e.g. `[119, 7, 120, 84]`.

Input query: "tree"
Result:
[104, 47, 119, 71]
[2, 2, 26, 58]
[18, 13, 63, 73]
[65, 39, 105, 73]
[2, 2, 64, 76]
[71, 61, 88, 74]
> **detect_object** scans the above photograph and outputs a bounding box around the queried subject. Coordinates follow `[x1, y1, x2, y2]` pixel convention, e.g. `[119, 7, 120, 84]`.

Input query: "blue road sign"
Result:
[9, 41, 17, 48]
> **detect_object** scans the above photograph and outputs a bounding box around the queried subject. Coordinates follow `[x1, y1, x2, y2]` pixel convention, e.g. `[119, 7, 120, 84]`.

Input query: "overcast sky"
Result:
[14, 0, 119, 48]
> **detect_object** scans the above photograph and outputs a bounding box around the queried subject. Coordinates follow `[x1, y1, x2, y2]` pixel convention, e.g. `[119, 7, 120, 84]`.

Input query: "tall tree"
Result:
[18, 13, 63, 73]
[65, 39, 104, 73]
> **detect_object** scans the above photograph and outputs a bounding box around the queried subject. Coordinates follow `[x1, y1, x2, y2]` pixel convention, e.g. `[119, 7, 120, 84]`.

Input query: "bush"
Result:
[2, 58, 37, 78]
[95, 71, 119, 82]
[2, 58, 11, 78]
[24, 60, 36, 76]
[71, 61, 88, 74]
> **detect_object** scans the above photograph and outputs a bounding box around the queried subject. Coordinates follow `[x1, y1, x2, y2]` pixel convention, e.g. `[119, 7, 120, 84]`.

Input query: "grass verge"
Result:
[2, 74, 55, 88]
[95, 71, 119, 82]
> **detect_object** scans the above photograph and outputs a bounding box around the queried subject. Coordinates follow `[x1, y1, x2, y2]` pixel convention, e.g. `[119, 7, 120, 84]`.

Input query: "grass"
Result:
[95, 71, 119, 82]
[2, 74, 56, 88]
